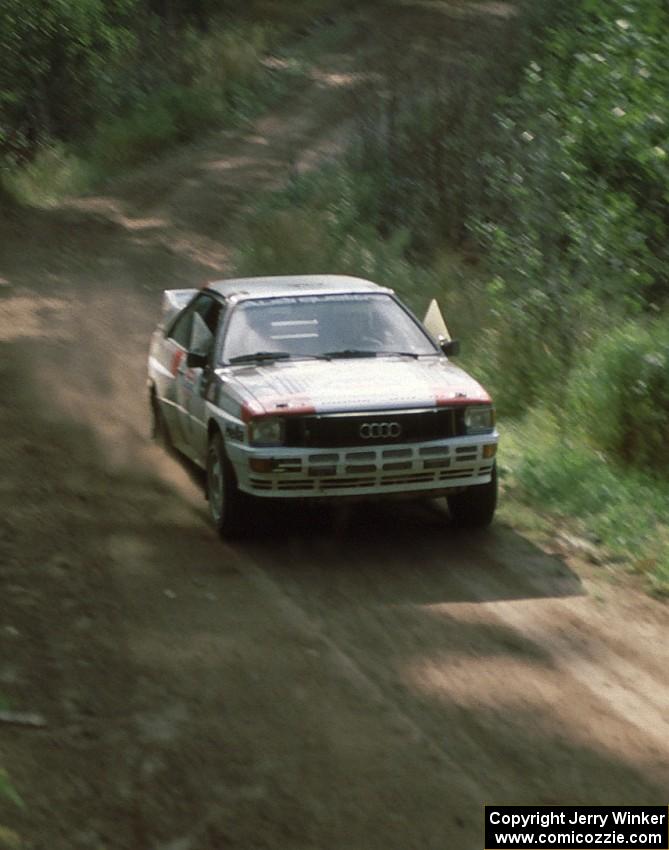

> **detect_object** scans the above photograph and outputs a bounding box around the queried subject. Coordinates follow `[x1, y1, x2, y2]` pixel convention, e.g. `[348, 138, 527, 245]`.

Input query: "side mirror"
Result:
[440, 338, 460, 357]
[186, 350, 208, 368]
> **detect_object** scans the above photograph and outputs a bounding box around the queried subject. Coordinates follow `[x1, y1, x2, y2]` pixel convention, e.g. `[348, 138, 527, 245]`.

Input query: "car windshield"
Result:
[221, 294, 438, 363]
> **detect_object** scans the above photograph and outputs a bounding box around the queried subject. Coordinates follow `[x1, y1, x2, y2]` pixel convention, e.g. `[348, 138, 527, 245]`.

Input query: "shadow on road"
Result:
[238, 498, 584, 604]
[160, 440, 584, 606]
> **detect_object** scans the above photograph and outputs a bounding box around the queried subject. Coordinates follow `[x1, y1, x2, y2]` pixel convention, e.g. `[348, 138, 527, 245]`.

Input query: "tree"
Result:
[0, 0, 137, 158]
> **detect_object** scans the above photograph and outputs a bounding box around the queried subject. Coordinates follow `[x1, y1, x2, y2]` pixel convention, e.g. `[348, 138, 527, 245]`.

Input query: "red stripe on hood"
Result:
[434, 392, 492, 407]
[241, 397, 316, 421]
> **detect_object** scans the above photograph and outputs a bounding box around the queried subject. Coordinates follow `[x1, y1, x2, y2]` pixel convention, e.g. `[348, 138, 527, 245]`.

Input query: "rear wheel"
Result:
[150, 390, 171, 449]
[206, 430, 250, 538]
[447, 463, 497, 529]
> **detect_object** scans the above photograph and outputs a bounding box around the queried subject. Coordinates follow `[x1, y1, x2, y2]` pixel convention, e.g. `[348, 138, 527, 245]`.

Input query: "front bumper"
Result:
[227, 433, 498, 498]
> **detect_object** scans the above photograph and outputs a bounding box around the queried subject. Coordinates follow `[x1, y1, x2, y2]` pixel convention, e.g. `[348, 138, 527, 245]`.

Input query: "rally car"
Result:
[147, 275, 498, 536]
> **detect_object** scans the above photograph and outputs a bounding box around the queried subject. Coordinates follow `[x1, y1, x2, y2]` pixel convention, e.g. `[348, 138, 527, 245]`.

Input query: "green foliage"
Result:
[232, 167, 432, 308]
[486, 0, 669, 296]
[143, 0, 340, 32]
[345, 0, 578, 256]
[507, 411, 669, 597]
[567, 321, 669, 473]
[232, 166, 497, 399]
[87, 17, 305, 175]
[474, 0, 669, 410]
[0, 0, 137, 156]
[158, 86, 224, 142]
[1, 144, 94, 207]
[184, 23, 275, 90]
[0, 0, 337, 198]
[331, 0, 669, 421]
[90, 83, 227, 170]
[92, 104, 179, 170]
[350, 54, 499, 253]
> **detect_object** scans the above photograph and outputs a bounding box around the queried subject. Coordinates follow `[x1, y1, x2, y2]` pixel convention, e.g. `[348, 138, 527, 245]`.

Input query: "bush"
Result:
[155, 85, 224, 142]
[508, 410, 669, 597]
[473, 0, 669, 413]
[567, 322, 669, 473]
[92, 103, 179, 169]
[182, 23, 274, 92]
[1, 144, 93, 206]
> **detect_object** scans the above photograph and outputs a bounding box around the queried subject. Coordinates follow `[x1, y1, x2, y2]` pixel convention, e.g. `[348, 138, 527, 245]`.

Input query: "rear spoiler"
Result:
[160, 289, 197, 328]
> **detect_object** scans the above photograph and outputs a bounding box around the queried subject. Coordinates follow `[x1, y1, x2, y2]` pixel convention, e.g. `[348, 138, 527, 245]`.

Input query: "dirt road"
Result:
[1, 4, 667, 849]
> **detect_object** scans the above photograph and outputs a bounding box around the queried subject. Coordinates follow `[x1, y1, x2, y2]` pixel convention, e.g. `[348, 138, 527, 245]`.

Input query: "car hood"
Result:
[225, 356, 491, 416]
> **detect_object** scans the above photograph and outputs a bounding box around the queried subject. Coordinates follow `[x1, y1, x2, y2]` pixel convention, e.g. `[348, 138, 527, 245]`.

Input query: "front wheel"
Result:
[206, 431, 251, 538]
[447, 463, 497, 529]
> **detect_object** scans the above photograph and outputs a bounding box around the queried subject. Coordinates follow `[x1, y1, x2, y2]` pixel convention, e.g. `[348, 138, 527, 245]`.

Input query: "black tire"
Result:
[447, 462, 498, 529]
[206, 430, 251, 538]
[150, 390, 171, 449]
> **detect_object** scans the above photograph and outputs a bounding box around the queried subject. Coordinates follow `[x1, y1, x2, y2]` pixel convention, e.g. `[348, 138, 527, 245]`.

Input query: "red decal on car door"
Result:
[170, 348, 185, 376]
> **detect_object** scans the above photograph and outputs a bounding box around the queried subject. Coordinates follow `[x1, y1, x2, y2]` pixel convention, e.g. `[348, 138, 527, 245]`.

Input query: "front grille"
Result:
[284, 408, 465, 448]
[248, 464, 486, 494]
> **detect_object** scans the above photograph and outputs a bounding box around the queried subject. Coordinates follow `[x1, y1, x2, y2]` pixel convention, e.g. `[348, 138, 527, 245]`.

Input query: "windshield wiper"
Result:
[322, 349, 379, 359]
[228, 351, 329, 365]
[228, 351, 292, 364]
[321, 349, 427, 360]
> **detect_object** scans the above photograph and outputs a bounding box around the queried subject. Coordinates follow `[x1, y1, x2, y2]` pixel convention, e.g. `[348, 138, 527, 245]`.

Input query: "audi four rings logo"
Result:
[359, 422, 402, 439]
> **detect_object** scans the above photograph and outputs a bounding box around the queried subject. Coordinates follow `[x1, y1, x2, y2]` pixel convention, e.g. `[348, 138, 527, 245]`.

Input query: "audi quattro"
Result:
[147, 275, 498, 537]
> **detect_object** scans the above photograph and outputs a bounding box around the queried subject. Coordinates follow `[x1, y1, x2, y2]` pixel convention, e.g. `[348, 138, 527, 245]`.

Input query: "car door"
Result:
[182, 295, 224, 463]
[162, 298, 200, 452]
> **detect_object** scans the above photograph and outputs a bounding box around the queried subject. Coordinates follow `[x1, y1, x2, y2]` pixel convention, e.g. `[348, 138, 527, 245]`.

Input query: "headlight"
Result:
[464, 405, 495, 433]
[248, 416, 285, 446]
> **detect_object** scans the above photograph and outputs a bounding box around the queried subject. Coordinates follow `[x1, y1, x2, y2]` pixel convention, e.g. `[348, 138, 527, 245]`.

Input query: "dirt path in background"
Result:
[1, 3, 667, 849]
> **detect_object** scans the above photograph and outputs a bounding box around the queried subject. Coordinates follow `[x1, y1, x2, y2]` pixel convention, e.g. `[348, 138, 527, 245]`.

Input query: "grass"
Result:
[502, 410, 669, 598]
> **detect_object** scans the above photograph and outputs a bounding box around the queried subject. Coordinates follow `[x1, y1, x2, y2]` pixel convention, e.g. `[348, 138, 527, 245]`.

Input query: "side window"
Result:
[191, 297, 223, 360]
[193, 295, 222, 335]
[167, 294, 222, 351]
[168, 303, 196, 348]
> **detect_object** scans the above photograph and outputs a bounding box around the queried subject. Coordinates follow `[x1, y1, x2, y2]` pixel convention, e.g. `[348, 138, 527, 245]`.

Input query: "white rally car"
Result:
[148, 275, 498, 536]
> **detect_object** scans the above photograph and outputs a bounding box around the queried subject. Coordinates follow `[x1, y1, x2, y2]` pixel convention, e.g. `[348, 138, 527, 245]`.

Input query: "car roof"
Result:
[206, 274, 392, 303]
